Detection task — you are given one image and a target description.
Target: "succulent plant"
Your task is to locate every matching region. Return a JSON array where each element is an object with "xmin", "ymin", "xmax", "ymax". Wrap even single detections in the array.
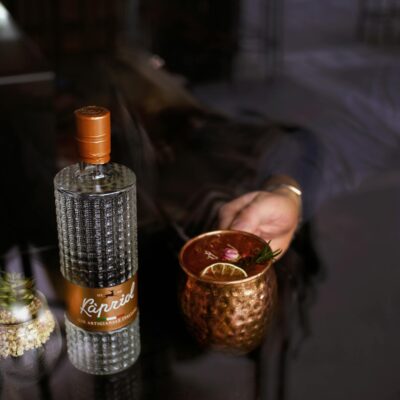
[
  {"xmin": 0, "ymin": 273, "xmax": 35, "ymax": 310},
  {"xmin": 0, "ymin": 273, "xmax": 56, "ymax": 358}
]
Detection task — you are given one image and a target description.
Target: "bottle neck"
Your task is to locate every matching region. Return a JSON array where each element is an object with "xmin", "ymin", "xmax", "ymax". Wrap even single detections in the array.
[{"xmin": 78, "ymin": 161, "xmax": 109, "ymax": 180}]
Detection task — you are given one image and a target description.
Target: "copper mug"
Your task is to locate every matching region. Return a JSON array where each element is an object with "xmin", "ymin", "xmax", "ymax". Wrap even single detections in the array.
[{"xmin": 179, "ymin": 230, "xmax": 277, "ymax": 354}]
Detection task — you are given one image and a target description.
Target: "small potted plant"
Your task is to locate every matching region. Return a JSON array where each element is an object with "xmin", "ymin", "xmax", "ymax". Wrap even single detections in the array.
[{"xmin": 0, "ymin": 272, "xmax": 61, "ymax": 380}]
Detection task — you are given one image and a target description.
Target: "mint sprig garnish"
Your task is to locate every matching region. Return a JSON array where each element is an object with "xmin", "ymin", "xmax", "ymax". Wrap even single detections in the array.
[
  {"xmin": 255, "ymin": 241, "xmax": 282, "ymax": 263},
  {"xmin": 236, "ymin": 241, "xmax": 281, "ymax": 268}
]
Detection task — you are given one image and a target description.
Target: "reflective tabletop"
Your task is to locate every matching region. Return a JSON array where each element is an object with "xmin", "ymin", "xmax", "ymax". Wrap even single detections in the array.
[{"xmin": 2, "ymin": 170, "xmax": 400, "ymax": 400}]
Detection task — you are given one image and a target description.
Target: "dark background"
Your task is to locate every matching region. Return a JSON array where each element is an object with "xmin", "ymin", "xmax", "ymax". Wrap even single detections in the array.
[{"xmin": 1, "ymin": 1, "xmax": 400, "ymax": 399}]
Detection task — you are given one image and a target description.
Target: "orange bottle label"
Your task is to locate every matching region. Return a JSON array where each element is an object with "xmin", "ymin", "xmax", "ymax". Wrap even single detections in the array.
[{"xmin": 65, "ymin": 274, "xmax": 138, "ymax": 332}]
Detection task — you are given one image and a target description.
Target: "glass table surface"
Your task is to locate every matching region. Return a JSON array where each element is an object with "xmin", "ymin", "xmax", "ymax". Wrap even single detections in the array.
[{"xmin": 2, "ymin": 172, "xmax": 400, "ymax": 400}]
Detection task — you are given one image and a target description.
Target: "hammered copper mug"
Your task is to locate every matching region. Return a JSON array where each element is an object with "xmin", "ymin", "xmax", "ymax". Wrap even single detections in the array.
[{"xmin": 179, "ymin": 230, "xmax": 278, "ymax": 354}]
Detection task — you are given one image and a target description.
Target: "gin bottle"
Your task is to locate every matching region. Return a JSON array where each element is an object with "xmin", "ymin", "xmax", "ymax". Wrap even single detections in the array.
[{"xmin": 54, "ymin": 106, "xmax": 140, "ymax": 374}]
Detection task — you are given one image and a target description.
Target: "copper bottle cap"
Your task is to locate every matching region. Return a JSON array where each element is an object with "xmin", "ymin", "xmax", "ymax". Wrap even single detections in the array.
[{"xmin": 74, "ymin": 106, "xmax": 111, "ymax": 164}]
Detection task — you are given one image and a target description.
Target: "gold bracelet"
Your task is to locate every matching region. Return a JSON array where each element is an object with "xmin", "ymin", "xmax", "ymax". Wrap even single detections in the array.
[{"xmin": 264, "ymin": 183, "xmax": 302, "ymax": 197}]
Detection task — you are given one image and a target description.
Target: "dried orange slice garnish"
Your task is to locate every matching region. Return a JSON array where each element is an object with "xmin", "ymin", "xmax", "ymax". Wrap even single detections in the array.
[{"xmin": 200, "ymin": 262, "xmax": 248, "ymax": 282}]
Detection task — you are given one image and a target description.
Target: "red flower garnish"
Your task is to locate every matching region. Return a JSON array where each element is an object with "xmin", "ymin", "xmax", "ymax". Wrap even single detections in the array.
[{"xmin": 222, "ymin": 247, "xmax": 240, "ymax": 262}]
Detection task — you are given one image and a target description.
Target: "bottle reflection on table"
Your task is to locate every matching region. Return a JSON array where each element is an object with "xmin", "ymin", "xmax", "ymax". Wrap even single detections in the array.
[{"xmin": 67, "ymin": 362, "xmax": 142, "ymax": 400}]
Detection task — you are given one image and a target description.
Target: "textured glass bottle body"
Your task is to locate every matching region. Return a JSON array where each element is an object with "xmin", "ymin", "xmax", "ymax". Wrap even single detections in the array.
[{"xmin": 54, "ymin": 163, "xmax": 140, "ymax": 375}]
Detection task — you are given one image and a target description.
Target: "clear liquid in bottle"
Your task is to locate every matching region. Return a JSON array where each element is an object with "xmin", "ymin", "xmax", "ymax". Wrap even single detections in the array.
[{"xmin": 54, "ymin": 107, "xmax": 140, "ymax": 374}]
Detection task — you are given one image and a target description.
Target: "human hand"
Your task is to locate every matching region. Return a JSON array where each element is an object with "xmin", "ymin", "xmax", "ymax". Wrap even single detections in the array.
[{"xmin": 218, "ymin": 186, "xmax": 301, "ymax": 257}]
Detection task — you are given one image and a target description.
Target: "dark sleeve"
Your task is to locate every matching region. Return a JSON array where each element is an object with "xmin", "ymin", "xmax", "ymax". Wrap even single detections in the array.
[
  {"xmin": 255, "ymin": 122, "xmax": 400, "ymax": 221},
  {"xmin": 255, "ymin": 129, "xmax": 330, "ymax": 220}
]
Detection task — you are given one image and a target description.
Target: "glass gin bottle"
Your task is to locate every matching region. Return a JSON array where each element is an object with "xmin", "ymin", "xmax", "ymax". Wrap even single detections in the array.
[{"xmin": 54, "ymin": 106, "xmax": 140, "ymax": 374}]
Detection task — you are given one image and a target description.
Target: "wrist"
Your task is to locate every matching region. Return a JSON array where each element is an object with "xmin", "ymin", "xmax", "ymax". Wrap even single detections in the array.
[
  {"xmin": 272, "ymin": 185, "xmax": 301, "ymax": 205},
  {"xmin": 263, "ymin": 175, "xmax": 303, "ymax": 223}
]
